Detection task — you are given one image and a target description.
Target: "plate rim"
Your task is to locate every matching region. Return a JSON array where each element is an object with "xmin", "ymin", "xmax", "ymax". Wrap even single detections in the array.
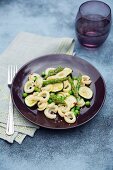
[{"xmin": 11, "ymin": 54, "xmax": 106, "ymax": 129}]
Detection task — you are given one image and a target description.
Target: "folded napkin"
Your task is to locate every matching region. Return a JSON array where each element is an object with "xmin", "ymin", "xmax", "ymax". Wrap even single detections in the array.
[{"xmin": 0, "ymin": 32, "xmax": 75, "ymax": 144}]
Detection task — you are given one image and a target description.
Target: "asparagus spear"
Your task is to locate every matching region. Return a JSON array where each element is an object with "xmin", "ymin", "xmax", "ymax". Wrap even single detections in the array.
[
  {"xmin": 68, "ymin": 76, "xmax": 78, "ymax": 97},
  {"xmin": 76, "ymin": 75, "xmax": 82, "ymax": 91},
  {"xmin": 43, "ymin": 77, "xmax": 68, "ymax": 86},
  {"xmin": 50, "ymin": 94, "xmax": 66, "ymax": 105},
  {"xmin": 45, "ymin": 66, "xmax": 64, "ymax": 79}
]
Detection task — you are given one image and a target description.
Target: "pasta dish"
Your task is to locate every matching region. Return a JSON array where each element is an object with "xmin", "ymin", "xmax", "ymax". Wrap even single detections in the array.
[{"xmin": 22, "ymin": 66, "xmax": 93, "ymax": 124}]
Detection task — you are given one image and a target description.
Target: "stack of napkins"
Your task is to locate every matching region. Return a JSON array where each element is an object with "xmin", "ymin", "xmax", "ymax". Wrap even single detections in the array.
[{"xmin": 0, "ymin": 32, "xmax": 75, "ymax": 144}]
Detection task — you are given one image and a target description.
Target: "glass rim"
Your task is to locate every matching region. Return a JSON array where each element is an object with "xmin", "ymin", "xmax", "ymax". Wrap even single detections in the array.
[{"xmin": 79, "ymin": 0, "xmax": 111, "ymax": 20}]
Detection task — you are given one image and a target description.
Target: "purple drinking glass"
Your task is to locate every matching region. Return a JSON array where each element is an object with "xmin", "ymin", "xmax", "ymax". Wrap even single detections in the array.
[{"xmin": 75, "ymin": 1, "xmax": 111, "ymax": 48}]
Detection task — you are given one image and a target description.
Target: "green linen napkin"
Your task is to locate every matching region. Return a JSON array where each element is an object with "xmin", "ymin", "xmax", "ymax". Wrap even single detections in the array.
[{"xmin": 0, "ymin": 32, "xmax": 75, "ymax": 144}]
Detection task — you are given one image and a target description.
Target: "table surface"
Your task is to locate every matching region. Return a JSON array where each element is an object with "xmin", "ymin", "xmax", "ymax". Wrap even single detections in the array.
[{"xmin": 0, "ymin": 0, "xmax": 113, "ymax": 170}]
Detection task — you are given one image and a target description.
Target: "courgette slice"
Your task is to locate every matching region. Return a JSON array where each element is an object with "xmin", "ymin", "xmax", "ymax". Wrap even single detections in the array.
[
  {"xmin": 79, "ymin": 86, "xmax": 93, "ymax": 99},
  {"xmin": 51, "ymin": 83, "xmax": 63, "ymax": 92}
]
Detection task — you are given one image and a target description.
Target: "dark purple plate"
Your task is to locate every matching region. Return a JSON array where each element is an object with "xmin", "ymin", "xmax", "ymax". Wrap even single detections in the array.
[{"xmin": 11, "ymin": 54, "xmax": 106, "ymax": 129}]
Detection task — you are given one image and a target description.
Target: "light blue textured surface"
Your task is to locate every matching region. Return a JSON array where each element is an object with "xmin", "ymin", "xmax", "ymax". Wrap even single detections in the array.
[{"xmin": 0, "ymin": 0, "xmax": 113, "ymax": 170}]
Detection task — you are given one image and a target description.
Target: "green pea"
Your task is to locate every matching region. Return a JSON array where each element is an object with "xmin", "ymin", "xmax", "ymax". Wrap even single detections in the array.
[
  {"xmin": 85, "ymin": 101, "xmax": 91, "ymax": 107},
  {"xmin": 48, "ymin": 99, "xmax": 53, "ymax": 104},
  {"xmin": 34, "ymin": 87, "xmax": 40, "ymax": 92},
  {"xmin": 41, "ymin": 72, "xmax": 46, "ymax": 77},
  {"xmin": 57, "ymin": 95, "xmax": 61, "ymax": 99},
  {"xmin": 71, "ymin": 107, "xmax": 76, "ymax": 112},
  {"xmin": 22, "ymin": 92, "xmax": 28, "ymax": 98},
  {"xmin": 74, "ymin": 110, "xmax": 80, "ymax": 116},
  {"xmin": 69, "ymin": 90, "xmax": 73, "ymax": 95},
  {"xmin": 75, "ymin": 106, "xmax": 80, "ymax": 111},
  {"xmin": 61, "ymin": 96, "xmax": 65, "ymax": 100}
]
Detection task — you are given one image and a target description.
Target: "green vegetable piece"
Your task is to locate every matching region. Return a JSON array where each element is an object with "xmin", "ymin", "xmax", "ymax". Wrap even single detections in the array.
[
  {"xmin": 71, "ymin": 106, "xmax": 80, "ymax": 116},
  {"xmin": 50, "ymin": 94, "xmax": 65, "ymax": 105},
  {"xmin": 75, "ymin": 106, "xmax": 80, "ymax": 111},
  {"xmin": 76, "ymin": 96, "xmax": 81, "ymax": 102},
  {"xmin": 34, "ymin": 76, "xmax": 38, "ymax": 81},
  {"xmin": 60, "ymin": 96, "xmax": 65, "ymax": 100},
  {"xmin": 76, "ymin": 75, "xmax": 82, "ymax": 91},
  {"xmin": 77, "ymin": 75, "xmax": 82, "ymax": 82},
  {"xmin": 73, "ymin": 76, "xmax": 77, "ymax": 80},
  {"xmin": 69, "ymin": 90, "xmax": 73, "ymax": 95},
  {"xmin": 43, "ymin": 77, "xmax": 68, "ymax": 86},
  {"xmin": 48, "ymin": 98, "xmax": 53, "ymax": 104},
  {"xmin": 85, "ymin": 101, "xmax": 91, "ymax": 107},
  {"xmin": 74, "ymin": 110, "xmax": 80, "ymax": 116},
  {"xmin": 22, "ymin": 92, "xmax": 28, "ymax": 98},
  {"xmin": 41, "ymin": 72, "xmax": 46, "ymax": 77},
  {"xmin": 45, "ymin": 66, "xmax": 64, "ymax": 79},
  {"xmin": 71, "ymin": 107, "xmax": 76, "ymax": 112},
  {"xmin": 68, "ymin": 76, "xmax": 78, "ymax": 97},
  {"xmin": 34, "ymin": 87, "xmax": 40, "ymax": 92}
]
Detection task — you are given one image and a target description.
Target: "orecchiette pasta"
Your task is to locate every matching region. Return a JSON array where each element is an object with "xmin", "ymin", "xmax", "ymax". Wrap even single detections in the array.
[
  {"xmin": 24, "ymin": 81, "xmax": 35, "ymax": 93},
  {"xmin": 65, "ymin": 96, "xmax": 77, "ymax": 109},
  {"xmin": 44, "ymin": 108, "xmax": 56, "ymax": 119},
  {"xmin": 63, "ymin": 80, "xmax": 71, "ymax": 92},
  {"xmin": 35, "ymin": 76, "xmax": 43, "ymax": 88},
  {"xmin": 81, "ymin": 75, "xmax": 92, "ymax": 85},
  {"xmin": 38, "ymin": 91, "xmax": 50, "ymax": 102},
  {"xmin": 28, "ymin": 73, "xmax": 39, "ymax": 81},
  {"xmin": 44, "ymin": 103, "xmax": 58, "ymax": 119},
  {"xmin": 58, "ymin": 104, "xmax": 70, "ymax": 117},
  {"xmin": 28, "ymin": 73, "xmax": 43, "ymax": 88},
  {"xmin": 64, "ymin": 111, "xmax": 76, "ymax": 124},
  {"xmin": 47, "ymin": 102, "xmax": 58, "ymax": 111},
  {"xmin": 77, "ymin": 98, "xmax": 85, "ymax": 107},
  {"xmin": 38, "ymin": 101, "xmax": 48, "ymax": 111},
  {"xmin": 33, "ymin": 92, "xmax": 40, "ymax": 100},
  {"xmin": 58, "ymin": 92, "xmax": 70, "ymax": 97}
]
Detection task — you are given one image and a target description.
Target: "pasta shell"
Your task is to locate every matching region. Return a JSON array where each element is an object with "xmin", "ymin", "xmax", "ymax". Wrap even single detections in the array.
[
  {"xmin": 44, "ymin": 103, "xmax": 58, "ymax": 119},
  {"xmin": 65, "ymin": 96, "xmax": 77, "ymax": 108},
  {"xmin": 29, "ymin": 73, "xmax": 43, "ymax": 88},
  {"xmin": 44, "ymin": 108, "xmax": 56, "ymax": 119},
  {"xmin": 58, "ymin": 104, "xmax": 70, "ymax": 117},
  {"xmin": 77, "ymin": 98, "xmax": 85, "ymax": 107},
  {"xmin": 24, "ymin": 81, "xmax": 34, "ymax": 93},
  {"xmin": 34, "ymin": 76, "xmax": 43, "ymax": 88},
  {"xmin": 28, "ymin": 73, "xmax": 39, "ymax": 81},
  {"xmin": 58, "ymin": 92, "xmax": 70, "ymax": 97},
  {"xmin": 64, "ymin": 111, "xmax": 76, "ymax": 124},
  {"xmin": 38, "ymin": 91, "xmax": 50, "ymax": 102},
  {"xmin": 63, "ymin": 80, "xmax": 71, "ymax": 92},
  {"xmin": 38, "ymin": 101, "xmax": 48, "ymax": 111},
  {"xmin": 81, "ymin": 75, "xmax": 92, "ymax": 85},
  {"xmin": 47, "ymin": 103, "xmax": 58, "ymax": 113}
]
